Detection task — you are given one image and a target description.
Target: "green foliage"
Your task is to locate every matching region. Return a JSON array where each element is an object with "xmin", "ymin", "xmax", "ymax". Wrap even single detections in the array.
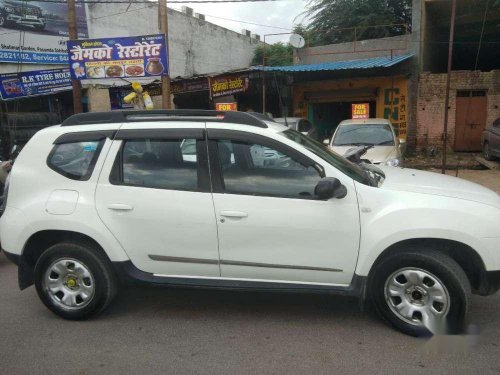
[
  {"xmin": 252, "ymin": 42, "xmax": 294, "ymax": 67},
  {"xmin": 301, "ymin": 0, "xmax": 412, "ymax": 46}
]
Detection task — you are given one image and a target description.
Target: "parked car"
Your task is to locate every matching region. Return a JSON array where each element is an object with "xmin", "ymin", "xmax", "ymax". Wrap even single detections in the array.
[
  {"xmin": 1, "ymin": 110, "xmax": 499, "ymax": 336},
  {"xmin": 325, "ymin": 118, "xmax": 405, "ymax": 167},
  {"xmin": 482, "ymin": 117, "xmax": 500, "ymax": 160},
  {"xmin": 275, "ymin": 117, "xmax": 313, "ymax": 134},
  {"xmin": 0, "ymin": 0, "xmax": 46, "ymax": 31}
]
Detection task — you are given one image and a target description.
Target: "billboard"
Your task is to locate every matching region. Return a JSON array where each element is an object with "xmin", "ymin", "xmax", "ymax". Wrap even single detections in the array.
[
  {"xmin": 0, "ymin": 0, "xmax": 88, "ymax": 64},
  {"xmin": 0, "ymin": 68, "xmax": 72, "ymax": 100},
  {"xmin": 67, "ymin": 35, "xmax": 168, "ymax": 80}
]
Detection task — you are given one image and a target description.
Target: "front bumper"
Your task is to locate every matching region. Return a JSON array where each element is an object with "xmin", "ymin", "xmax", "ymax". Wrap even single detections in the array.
[{"xmin": 481, "ymin": 270, "xmax": 500, "ymax": 295}]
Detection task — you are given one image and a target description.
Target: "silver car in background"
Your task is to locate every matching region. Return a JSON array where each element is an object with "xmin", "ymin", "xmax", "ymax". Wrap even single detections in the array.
[
  {"xmin": 482, "ymin": 117, "xmax": 500, "ymax": 160},
  {"xmin": 326, "ymin": 118, "xmax": 405, "ymax": 167}
]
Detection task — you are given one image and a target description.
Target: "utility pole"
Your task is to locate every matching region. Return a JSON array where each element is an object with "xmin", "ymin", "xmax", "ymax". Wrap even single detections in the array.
[
  {"xmin": 159, "ymin": 0, "xmax": 171, "ymax": 109},
  {"xmin": 441, "ymin": 0, "xmax": 457, "ymax": 174},
  {"xmin": 67, "ymin": 0, "xmax": 83, "ymax": 114}
]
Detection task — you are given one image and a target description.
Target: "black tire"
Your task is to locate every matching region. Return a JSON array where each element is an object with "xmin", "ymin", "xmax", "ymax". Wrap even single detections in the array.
[
  {"xmin": 34, "ymin": 242, "xmax": 117, "ymax": 320},
  {"xmin": 369, "ymin": 249, "xmax": 471, "ymax": 336},
  {"xmin": 483, "ymin": 142, "xmax": 495, "ymax": 161},
  {"xmin": 0, "ymin": 12, "xmax": 7, "ymax": 27}
]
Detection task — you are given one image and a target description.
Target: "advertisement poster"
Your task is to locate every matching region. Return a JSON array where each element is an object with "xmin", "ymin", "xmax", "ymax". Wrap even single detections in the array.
[
  {"xmin": 209, "ymin": 74, "xmax": 249, "ymax": 99},
  {"xmin": 0, "ymin": 1, "xmax": 87, "ymax": 64},
  {"xmin": 352, "ymin": 103, "xmax": 369, "ymax": 119},
  {"xmin": 67, "ymin": 34, "xmax": 168, "ymax": 80},
  {"xmin": 215, "ymin": 103, "xmax": 238, "ymax": 111},
  {"xmin": 0, "ymin": 68, "xmax": 72, "ymax": 100}
]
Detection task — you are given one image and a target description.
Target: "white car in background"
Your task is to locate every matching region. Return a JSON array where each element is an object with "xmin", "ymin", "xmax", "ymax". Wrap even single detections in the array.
[
  {"xmin": 326, "ymin": 119, "xmax": 405, "ymax": 167},
  {"xmin": 275, "ymin": 117, "xmax": 314, "ymax": 134}
]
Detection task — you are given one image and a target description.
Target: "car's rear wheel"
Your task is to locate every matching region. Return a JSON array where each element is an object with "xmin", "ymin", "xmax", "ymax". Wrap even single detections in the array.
[
  {"xmin": 34, "ymin": 242, "xmax": 117, "ymax": 320},
  {"xmin": 369, "ymin": 249, "xmax": 470, "ymax": 336},
  {"xmin": 483, "ymin": 142, "xmax": 494, "ymax": 161}
]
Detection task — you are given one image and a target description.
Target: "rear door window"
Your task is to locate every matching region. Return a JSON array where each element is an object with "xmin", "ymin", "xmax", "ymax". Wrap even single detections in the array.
[
  {"xmin": 111, "ymin": 138, "xmax": 201, "ymax": 191},
  {"xmin": 48, "ymin": 140, "xmax": 104, "ymax": 181}
]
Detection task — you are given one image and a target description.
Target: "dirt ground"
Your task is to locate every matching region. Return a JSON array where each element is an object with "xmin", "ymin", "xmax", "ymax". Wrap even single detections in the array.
[{"xmin": 434, "ymin": 169, "xmax": 500, "ymax": 193}]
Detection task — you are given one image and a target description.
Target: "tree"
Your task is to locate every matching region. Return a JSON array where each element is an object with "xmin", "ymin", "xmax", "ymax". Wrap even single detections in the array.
[
  {"xmin": 302, "ymin": 0, "xmax": 411, "ymax": 46},
  {"xmin": 252, "ymin": 42, "xmax": 294, "ymax": 67}
]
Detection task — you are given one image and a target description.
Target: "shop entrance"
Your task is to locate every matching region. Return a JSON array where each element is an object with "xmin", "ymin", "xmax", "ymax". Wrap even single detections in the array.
[
  {"xmin": 454, "ymin": 90, "xmax": 487, "ymax": 152},
  {"xmin": 309, "ymin": 100, "xmax": 377, "ymax": 140}
]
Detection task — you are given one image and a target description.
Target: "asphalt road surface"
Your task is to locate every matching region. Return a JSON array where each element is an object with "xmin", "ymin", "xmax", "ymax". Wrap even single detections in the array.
[{"xmin": 1, "ymin": 253, "xmax": 500, "ymax": 374}]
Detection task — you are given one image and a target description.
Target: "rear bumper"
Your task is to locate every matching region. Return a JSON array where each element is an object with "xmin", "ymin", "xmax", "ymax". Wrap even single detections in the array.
[{"xmin": 2, "ymin": 249, "xmax": 20, "ymax": 266}]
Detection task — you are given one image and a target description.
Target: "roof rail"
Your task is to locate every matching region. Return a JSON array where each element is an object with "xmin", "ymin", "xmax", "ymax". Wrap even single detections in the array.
[{"xmin": 61, "ymin": 110, "xmax": 268, "ymax": 128}]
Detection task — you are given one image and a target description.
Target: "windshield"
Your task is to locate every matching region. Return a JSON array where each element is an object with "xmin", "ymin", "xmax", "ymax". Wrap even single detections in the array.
[
  {"xmin": 333, "ymin": 123, "xmax": 395, "ymax": 146},
  {"xmin": 280, "ymin": 129, "xmax": 371, "ymax": 185}
]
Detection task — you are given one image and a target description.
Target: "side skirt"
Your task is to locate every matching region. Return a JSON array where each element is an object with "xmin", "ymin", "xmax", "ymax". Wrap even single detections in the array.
[{"xmin": 112, "ymin": 260, "xmax": 367, "ymax": 298}]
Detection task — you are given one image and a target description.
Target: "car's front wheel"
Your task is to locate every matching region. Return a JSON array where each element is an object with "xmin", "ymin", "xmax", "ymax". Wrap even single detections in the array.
[
  {"xmin": 34, "ymin": 242, "xmax": 117, "ymax": 320},
  {"xmin": 369, "ymin": 249, "xmax": 471, "ymax": 336},
  {"xmin": 483, "ymin": 141, "xmax": 495, "ymax": 161}
]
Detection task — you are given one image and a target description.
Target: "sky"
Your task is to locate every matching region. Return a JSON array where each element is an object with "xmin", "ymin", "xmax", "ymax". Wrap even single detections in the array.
[{"xmin": 169, "ymin": 0, "xmax": 310, "ymax": 43}]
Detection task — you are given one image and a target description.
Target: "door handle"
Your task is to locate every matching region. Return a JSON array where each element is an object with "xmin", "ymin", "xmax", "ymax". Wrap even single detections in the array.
[
  {"xmin": 107, "ymin": 203, "xmax": 134, "ymax": 211},
  {"xmin": 220, "ymin": 210, "xmax": 248, "ymax": 218}
]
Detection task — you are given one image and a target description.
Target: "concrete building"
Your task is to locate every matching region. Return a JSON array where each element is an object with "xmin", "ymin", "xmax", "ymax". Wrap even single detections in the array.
[{"xmin": 0, "ymin": 2, "xmax": 260, "ymax": 116}]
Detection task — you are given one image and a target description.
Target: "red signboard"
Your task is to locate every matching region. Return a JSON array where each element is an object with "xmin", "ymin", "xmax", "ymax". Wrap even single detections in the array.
[
  {"xmin": 352, "ymin": 103, "xmax": 369, "ymax": 119},
  {"xmin": 215, "ymin": 102, "xmax": 238, "ymax": 111}
]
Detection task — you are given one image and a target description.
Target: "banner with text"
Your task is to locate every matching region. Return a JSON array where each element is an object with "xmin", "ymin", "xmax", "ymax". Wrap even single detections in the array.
[
  {"xmin": 0, "ymin": 68, "xmax": 71, "ymax": 100},
  {"xmin": 0, "ymin": 1, "xmax": 87, "ymax": 65},
  {"xmin": 352, "ymin": 103, "xmax": 369, "ymax": 119},
  {"xmin": 67, "ymin": 34, "xmax": 168, "ymax": 80},
  {"xmin": 215, "ymin": 102, "xmax": 238, "ymax": 111},
  {"xmin": 209, "ymin": 74, "xmax": 249, "ymax": 99},
  {"xmin": 171, "ymin": 79, "xmax": 209, "ymax": 94}
]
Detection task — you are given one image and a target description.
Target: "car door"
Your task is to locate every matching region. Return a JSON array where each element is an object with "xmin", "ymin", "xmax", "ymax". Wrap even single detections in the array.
[
  {"xmin": 207, "ymin": 128, "xmax": 360, "ymax": 285},
  {"xmin": 95, "ymin": 123, "xmax": 220, "ymax": 277}
]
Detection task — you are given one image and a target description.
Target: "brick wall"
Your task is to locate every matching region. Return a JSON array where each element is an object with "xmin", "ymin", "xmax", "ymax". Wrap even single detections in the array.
[{"xmin": 416, "ymin": 70, "xmax": 500, "ymax": 150}]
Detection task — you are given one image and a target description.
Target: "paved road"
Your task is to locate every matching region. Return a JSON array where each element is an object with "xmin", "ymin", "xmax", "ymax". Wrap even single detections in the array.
[{"xmin": 1, "ymin": 253, "xmax": 500, "ymax": 374}]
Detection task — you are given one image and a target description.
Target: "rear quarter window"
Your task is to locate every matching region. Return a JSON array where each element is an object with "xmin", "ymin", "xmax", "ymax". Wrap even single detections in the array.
[{"xmin": 47, "ymin": 140, "xmax": 104, "ymax": 180}]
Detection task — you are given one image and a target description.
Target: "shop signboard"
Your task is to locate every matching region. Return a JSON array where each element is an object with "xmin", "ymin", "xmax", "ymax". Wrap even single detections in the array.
[
  {"xmin": 215, "ymin": 102, "xmax": 238, "ymax": 111},
  {"xmin": 0, "ymin": 1, "xmax": 88, "ymax": 64},
  {"xmin": 0, "ymin": 68, "xmax": 71, "ymax": 100},
  {"xmin": 67, "ymin": 34, "xmax": 168, "ymax": 80},
  {"xmin": 209, "ymin": 74, "xmax": 249, "ymax": 99},
  {"xmin": 171, "ymin": 79, "xmax": 209, "ymax": 94},
  {"xmin": 352, "ymin": 103, "xmax": 369, "ymax": 119}
]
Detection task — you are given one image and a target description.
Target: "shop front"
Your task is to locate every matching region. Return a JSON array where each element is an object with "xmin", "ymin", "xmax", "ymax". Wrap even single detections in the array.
[{"xmin": 293, "ymin": 76, "xmax": 408, "ymax": 141}]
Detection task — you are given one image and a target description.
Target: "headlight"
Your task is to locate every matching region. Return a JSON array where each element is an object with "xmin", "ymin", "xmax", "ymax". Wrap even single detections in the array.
[
  {"xmin": 385, "ymin": 158, "xmax": 400, "ymax": 167},
  {"xmin": 5, "ymin": 6, "xmax": 14, "ymax": 12}
]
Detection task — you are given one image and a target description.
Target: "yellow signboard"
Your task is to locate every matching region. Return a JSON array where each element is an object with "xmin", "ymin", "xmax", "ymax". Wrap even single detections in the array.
[
  {"xmin": 215, "ymin": 102, "xmax": 238, "ymax": 111},
  {"xmin": 352, "ymin": 103, "xmax": 369, "ymax": 119}
]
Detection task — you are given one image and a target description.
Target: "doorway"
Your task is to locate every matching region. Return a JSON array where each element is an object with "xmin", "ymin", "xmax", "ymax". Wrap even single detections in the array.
[
  {"xmin": 309, "ymin": 101, "xmax": 377, "ymax": 140},
  {"xmin": 454, "ymin": 90, "xmax": 487, "ymax": 152}
]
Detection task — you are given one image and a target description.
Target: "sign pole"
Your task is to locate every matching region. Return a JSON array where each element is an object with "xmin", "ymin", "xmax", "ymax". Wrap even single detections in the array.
[
  {"xmin": 159, "ymin": 0, "xmax": 171, "ymax": 109},
  {"xmin": 441, "ymin": 0, "xmax": 456, "ymax": 174},
  {"xmin": 67, "ymin": 0, "xmax": 83, "ymax": 114}
]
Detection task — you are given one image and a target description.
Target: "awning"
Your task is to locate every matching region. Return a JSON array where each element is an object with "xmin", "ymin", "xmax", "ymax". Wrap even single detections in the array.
[{"xmin": 256, "ymin": 54, "xmax": 413, "ymax": 72}]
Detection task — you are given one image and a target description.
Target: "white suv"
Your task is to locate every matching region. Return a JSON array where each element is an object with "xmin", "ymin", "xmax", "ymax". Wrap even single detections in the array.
[{"xmin": 1, "ymin": 110, "xmax": 499, "ymax": 336}]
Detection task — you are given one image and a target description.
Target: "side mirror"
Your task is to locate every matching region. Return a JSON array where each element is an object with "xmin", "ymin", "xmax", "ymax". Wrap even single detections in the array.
[
  {"xmin": 323, "ymin": 139, "xmax": 330, "ymax": 146},
  {"xmin": 314, "ymin": 177, "xmax": 347, "ymax": 200}
]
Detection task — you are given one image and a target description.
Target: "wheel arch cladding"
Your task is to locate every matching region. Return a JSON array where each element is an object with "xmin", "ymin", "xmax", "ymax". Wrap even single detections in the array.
[
  {"xmin": 367, "ymin": 238, "xmax": 490, "ymax": 295},
  {"xmin": 19, "ymin": 230, "xmax": 114, "ymax": 290}
]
